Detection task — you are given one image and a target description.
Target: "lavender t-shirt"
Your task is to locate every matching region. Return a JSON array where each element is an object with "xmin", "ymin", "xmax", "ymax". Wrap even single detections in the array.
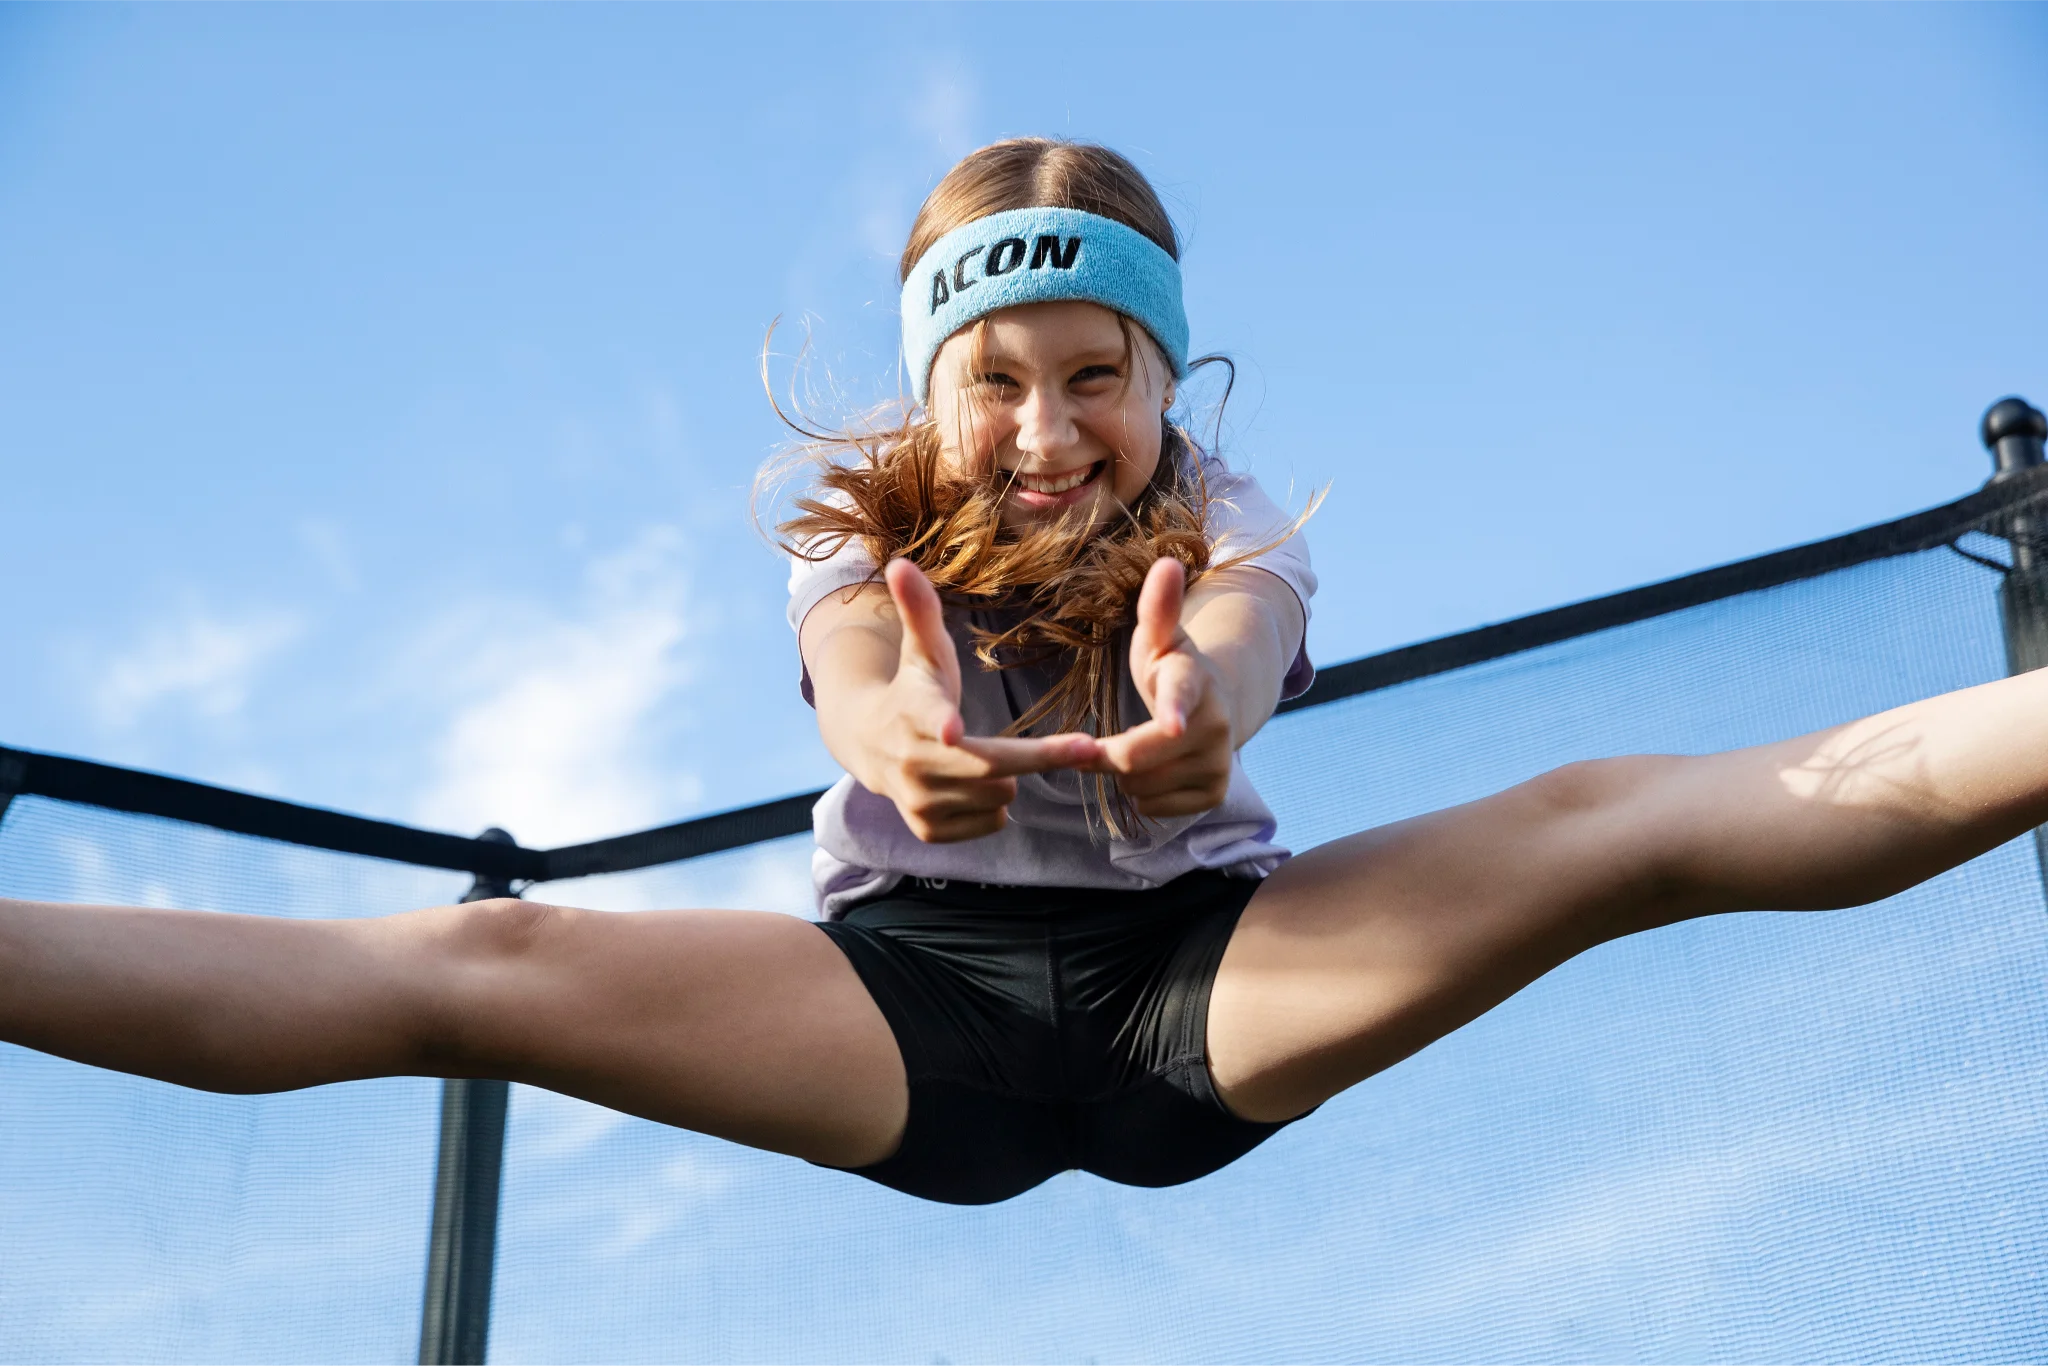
[{"xmin": 788, "ymin": 457, "xmax": 1317, "ymax": 919}]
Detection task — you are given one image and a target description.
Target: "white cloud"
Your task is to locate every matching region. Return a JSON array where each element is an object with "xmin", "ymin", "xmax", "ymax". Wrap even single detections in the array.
[
  {"xmin": 50, "ymin": 832, "xmax": 172, "ymax": 908},
  {"xmin": 592, "ymin": 1150, "xmax": 739, "ymax": 1259},
  {"xmin": 90, "ymin": 605, "xmax": 303, "ymax": 728},
  {"xmin": 511, "ymin": 1086, "xmax": 635, "ymax": 1163},
  {"xmin": 844, "ymin": 70, "xmax": 981, "ymax": 261},
  {"xmin": 533, "ymin": 837, "xmax": 816, "ymax": 916},
  {"xmin": 406, "ymin": 526, "xmax": 704, "ymax": 847},
  {"xmin": 783, "ymin": 66, "xmax": 983, "ymax": 336}
]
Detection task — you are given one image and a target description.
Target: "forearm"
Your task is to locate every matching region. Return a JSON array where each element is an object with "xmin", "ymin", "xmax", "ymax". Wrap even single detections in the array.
[
  {"xmin": 808, "ymin": 623, "xmax": 903, "ymax": 792},
  {"xmin": 1182, "ymin": 570, "xmax": 1304, "ymax": 748}
]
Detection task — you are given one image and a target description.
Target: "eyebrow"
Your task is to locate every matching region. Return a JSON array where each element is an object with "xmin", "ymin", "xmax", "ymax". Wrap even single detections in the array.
[{"xmin": 971, "ymin": 346, "xmax": 1126, "ymax": 373}]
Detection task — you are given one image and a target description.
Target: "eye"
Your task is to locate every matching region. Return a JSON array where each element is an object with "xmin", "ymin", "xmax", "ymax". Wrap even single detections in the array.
[
  {"xmin": 973, "ymin": 370, "xmax": 1021, "ymax": 392},
  {"xmin": 1069, "ymin": 364, "xmax": 1121, "ymax": 390}
]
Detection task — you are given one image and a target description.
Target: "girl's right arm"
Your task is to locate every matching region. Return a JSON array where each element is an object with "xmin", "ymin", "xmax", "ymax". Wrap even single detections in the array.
[{"xmin": 799, "ymin": 559, "xmax": 1101, "ymax": 844}]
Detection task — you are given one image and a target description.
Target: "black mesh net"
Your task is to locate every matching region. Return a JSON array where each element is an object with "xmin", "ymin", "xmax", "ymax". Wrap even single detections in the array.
[
  {"xmin": 0, "ymin": 798, "xmax": 468, "ymax": 1361},
  {"xmin": 3, "ymin": 503, "xmax": 2046, "ymax": 1363}
]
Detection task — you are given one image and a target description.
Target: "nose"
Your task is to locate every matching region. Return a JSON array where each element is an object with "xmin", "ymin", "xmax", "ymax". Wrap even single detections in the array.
[{"xmin": 1013, "ymin": 382, "xmax": 1079, "ymax": 466}]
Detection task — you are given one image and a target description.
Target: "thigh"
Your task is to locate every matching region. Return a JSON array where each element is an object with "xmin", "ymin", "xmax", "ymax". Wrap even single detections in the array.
[
  {"xmin": 415, "ymin": 900, "xmax": 906, "ymax": 1169},
  {"xmin": 1205, "ymin": 759, "xmax": 1673, "ymax": 1124}
]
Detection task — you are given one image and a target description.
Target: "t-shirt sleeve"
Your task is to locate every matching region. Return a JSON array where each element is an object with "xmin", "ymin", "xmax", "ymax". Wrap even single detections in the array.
[
  {"xmin": 1202, "ymin": 461, "xmax": 1318, "ymax": 701},
  {"xmin": 787, "ymin": 535, "xmax": 881, "ymax": 707},
  {"xmin": 786, "ymin": 465, "xmax": 1318, "ymax": 707}
]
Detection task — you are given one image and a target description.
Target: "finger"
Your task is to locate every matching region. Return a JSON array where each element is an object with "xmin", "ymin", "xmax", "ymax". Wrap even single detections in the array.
[
  {"xmin": 911, "ymin": 733, "xmax": 1092, "ymax": 781},
  {"xmin": 1114, "ymin": 757, "xmax": 1232, "ymax": 800},
  {"xmin": 1092, "ymin": 718, "xmax": 1192, "ymax": 775},
  {"xmin": 1146, "ymin": 650, "xmax": 1206, "ymax": 737},
  {"xmin": 886, "ymin": 558, "xmax": 960, "ymax": 700},
  {"xmin": 907, "ymin": 693, "xmax": 965, "ymax": 748},
  {"xmin": 901, "ymin": 794, "xmax": 1011, "ymax": 843},
  {"xmin": 953, "ymin": 732, "xmax": 1103, "ymax": 777},
  {"xmin": 915, "ymin": 810, "xmax": 1009, "ymax": 844},
  {"xmin": 907, "ymin": 778, "xmax": 1018, "ymax": 817},
  {"xmin": 897, "ymin": 775, "xmax": 1015, "ymax": 843},
  {"xmin": 1131, "ymin": 557, "xmax": 1187, "ymax": 670}
]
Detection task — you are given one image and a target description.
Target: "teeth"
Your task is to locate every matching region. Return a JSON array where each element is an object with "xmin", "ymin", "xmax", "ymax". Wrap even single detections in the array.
[{"xmin": 1015, "ymin": 464, "xmax": 1097, "ymax": 495}]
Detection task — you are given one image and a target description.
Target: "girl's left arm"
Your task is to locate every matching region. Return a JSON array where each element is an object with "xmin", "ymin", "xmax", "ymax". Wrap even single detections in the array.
[
  {"xmin": 1093, "ymin": 558, "xmax": 1305, "ymax": 818},
  {"xmin": 1180, "ymin": 562, "xmax": 1307, "ymax": 750}
]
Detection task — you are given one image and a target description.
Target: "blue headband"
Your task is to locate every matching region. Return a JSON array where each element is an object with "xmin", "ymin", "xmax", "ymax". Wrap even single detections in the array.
[{"xmin": 900, "ymin": 206, "xmax": 1189, "ymax": 405}]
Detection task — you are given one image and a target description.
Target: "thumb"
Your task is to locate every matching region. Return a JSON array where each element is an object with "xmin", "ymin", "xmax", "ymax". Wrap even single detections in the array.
[
  {"xmin": 886, "ymin": 558, "xmax": 961, "ymax": 701},
  {"xmin": 1148, "ymin": 649, "xmax": 1204, "ymax": 737},
  {"xmin": 1132, "ymin": 556, "xmax": 1187, "ymax": 670}
]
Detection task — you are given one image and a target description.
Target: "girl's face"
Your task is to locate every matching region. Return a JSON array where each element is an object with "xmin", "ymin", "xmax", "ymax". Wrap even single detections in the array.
[{"xmin": 928, "ymin": 300, "xmax": 1174, "ymax": 532}]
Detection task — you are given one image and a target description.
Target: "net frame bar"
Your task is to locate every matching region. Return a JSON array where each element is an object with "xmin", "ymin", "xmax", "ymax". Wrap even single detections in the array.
[{"xmin": 4, "ymin": 461, "xmax": 2045, "ymax": 884}]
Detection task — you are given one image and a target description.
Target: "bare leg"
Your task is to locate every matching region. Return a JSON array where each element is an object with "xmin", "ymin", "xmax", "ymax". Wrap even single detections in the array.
[
  {"xmin": 1209, "ymin": 665, "xmax": 2048, "ymax": 1123},
  {"xmin": 0, "ymin": 895, "xmax": 905, "ymax": 1167}
]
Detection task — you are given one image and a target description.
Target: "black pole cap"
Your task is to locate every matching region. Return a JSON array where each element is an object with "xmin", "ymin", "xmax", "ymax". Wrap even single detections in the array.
[
  {"xmin": 463, "ymin": 827, "xmax": 518, "ymax": 901},
  {"xmin": 1984, "ymin": 396, "xmax": 2047, "ymax": 482}
]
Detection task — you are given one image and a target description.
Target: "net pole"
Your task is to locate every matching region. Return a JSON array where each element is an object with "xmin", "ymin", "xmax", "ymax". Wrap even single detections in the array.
[
  {"xmin": 418, "ymin": 828, "xmax": 517, "ymax": 1366},
  {"xmin": 1984, "ymin": 397, "xmax": 2048, "ymax": 887},
  {"xmin": 0, "ymin": 751, "xmax": 23, "ymax": 831}
]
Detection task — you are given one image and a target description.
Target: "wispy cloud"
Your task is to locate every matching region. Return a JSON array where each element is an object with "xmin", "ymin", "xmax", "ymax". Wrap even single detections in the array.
[
  {"xmin": 846, "ymin": 68, "xmax": 981, "ymax": 260},
  {"xmin": 89, "ymin": 605, "xmax": 304, "ymax": 728},
  {"xmin": 512, "ymin": 1087, "xmax": 636, "ymax": 1163},
  {"xmin": 406, "ymin": 526, "xmax": 703, "ymax": 847},
  {"xmin": 597, "ymin": 1149, "xmax": 737, "ymax": 1258},
  {"xmin": 782, "ymin": 65, "xmax": 984, "ymax": 364}
]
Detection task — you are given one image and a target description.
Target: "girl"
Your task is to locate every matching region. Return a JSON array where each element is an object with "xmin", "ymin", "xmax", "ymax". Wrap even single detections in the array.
[{"xmin": 4, "ymin": 138, "xmax": 2045, "ymax": 1207}]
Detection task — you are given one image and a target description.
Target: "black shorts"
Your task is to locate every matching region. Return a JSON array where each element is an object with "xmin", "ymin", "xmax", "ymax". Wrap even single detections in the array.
[{"xmin": 813, "ymin": 869, "xmax": 1300, "ymax": 1205}]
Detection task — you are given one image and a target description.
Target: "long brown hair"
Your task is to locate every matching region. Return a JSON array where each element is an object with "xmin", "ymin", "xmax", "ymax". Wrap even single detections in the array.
[{"xmin": 767, "ymin": 138, "xmax": 1289, "ymax": 832}]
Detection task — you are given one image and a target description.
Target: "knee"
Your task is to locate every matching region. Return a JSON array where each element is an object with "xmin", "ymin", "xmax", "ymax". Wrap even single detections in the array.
[
  {"xmin": 1523, "ymin": 753, "xmax": 1733, "ymax": 928},
  {"xmin": 432, "ymin": 896, "xmax": 559, "ymax": 963},
  {"xmin": 1521, "ymin": 754, "xmax": 1698, "ymax": 900},
  {"xmin": 402, "ymin": 896, "xmax": 563, "ymax": 1067},
  {"xmin": 1523, "ymin": 754, "xmax": 1684, "ymax": 821}
]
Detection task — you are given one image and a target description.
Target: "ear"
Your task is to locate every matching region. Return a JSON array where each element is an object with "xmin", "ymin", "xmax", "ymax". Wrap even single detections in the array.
[{"xmin": 1162, "ymin": 378, "xmax": 1176, "ymax": 411}]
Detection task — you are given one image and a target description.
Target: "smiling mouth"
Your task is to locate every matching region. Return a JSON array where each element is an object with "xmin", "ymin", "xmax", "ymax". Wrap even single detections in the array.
[{"xmin": 1008, "ymin": 461, "xmax": 1105, "ymax": 499}]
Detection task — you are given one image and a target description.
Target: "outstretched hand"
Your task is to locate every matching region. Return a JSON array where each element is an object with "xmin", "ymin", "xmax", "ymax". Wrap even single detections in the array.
[
  {"xmin": 874, "ymin": 559, "xmax": 1102, "ymax": 843},
  {"xmin": 1089, "ymin": 558, "xmax": 1236, "ymax": 819}
]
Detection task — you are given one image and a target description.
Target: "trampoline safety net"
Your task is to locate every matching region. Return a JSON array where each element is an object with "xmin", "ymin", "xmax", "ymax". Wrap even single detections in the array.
[{"xmin": 3, "ymin": 465, "xmax": 2047, "ymax": 1364}]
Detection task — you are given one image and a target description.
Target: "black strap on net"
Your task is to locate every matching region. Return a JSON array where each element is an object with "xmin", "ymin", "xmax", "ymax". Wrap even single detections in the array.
[{"xmin": 2, "ymin": 460, "xmax": 2045, "ymax": 883}]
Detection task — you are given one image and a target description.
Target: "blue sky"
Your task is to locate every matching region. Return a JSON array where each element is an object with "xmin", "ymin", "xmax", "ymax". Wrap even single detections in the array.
[
  {"xmin": 2, "ymin": 3, "xmax": 2044, "ymax": 845},
  {"xmin": 3, "ymin": 8, "xmax": 2048, "ymax": 1361}
]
